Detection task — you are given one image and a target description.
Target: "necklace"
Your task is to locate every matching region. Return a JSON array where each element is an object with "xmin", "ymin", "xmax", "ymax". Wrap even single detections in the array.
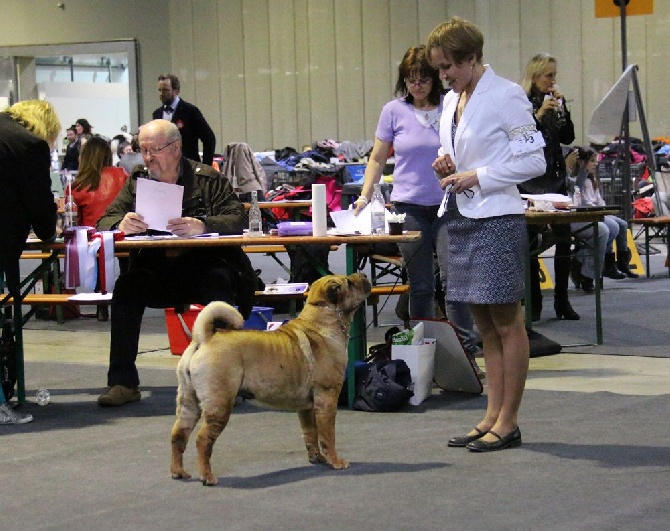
[{"xmin": 414, "ymin": 106, "xmax": 441, "ymax": 130}]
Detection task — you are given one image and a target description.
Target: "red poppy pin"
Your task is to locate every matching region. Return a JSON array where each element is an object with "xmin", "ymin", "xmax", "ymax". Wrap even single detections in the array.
[{"xmin": 176, "ymin": 119, "xmax": 184, "ymax": 129}]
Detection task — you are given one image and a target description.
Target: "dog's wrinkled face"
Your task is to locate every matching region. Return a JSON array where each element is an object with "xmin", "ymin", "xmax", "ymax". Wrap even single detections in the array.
[{"xmin": 306, "ymin": 273, "xmax": 371, "ymax": 312}]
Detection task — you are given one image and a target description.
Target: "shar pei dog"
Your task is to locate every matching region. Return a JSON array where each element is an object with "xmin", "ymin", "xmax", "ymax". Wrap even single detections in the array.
[{"xmin": 170, "ymin": 272, "xmax": 371, "ymax": 485}]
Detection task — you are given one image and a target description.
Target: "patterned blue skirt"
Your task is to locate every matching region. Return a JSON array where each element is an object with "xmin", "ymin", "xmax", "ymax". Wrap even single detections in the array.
[{"xmin": 445, "ymin": 195, "xmax": 527, "ymax": 305}]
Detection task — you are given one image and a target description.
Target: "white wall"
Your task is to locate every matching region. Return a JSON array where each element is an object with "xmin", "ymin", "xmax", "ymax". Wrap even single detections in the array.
[
  {"xmin": 38, "ymin": 82, "xmax": 130, "ymax": 150},
  {"xmin": 1, "ymin": 0, "xmax": 669, "ymax": 152}
]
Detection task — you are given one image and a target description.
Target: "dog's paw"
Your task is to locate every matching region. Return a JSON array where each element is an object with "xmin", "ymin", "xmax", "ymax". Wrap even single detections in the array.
[
  {"xmin": 328, "ymin": 458, "xmax": 350, "ymax": 470},
  {"xmin": 170, "ymin": 468, "xmax": 192, "ymax": 480},
  {"xmin": 308, "ymin": 452, "xmax": 327, "ymax": 465},
  {"xmin": 201, "ymin": 474, "xmax": 219, "ymax": 486}
]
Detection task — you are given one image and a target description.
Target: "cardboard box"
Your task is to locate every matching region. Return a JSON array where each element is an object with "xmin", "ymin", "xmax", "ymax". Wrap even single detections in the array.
[
  {"xmin": 165, "ymin": 305, "xmax": 273, "ymax": 355},
  {"xmin": 392, "ymin": 339, "xmax": 436, "ymax": 405}
]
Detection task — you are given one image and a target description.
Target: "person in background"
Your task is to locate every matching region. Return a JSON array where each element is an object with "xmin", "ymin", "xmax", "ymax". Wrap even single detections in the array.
[
  {"xmin": 353, "ymin": 44, "xmax": 483, "ymax": 375},
  {"xmin": 70, "ymin": 136, "xmax": 129, "ymax": 321},
  {"xmin": 0, "ymin": 99, "xmax": 61, "ymax": 424},
  {"xmin": 64, "ymin": 118, "xmax": 93, "ymax": 172},
  {"xmin": 428, "ymin": 17, "xmax": 546, "ymax": 451},
  {"xmin": 62, "ymin": 125, "xmax": 79, "ymax": 171},
  {"xmin": 519, "ymin": 53, "xmax": 578, "ymax": 321},
  {"xmin": 569, "ymin": 147, "xmax": 638, "ymax": 290},
  {"xmin": 117, "ymin": 134, "xmax": 144, "ymax": 176},
  {"xmin": 95, "ymin": 119, "xmax": 256, "ymax": 407},
  {"xmin": 71, "ymin": 135, "xmax": 129, "ymax": 228},
  {"xmin": 152, "ymin": 73, "xmax": 216, "ymax": 166}
]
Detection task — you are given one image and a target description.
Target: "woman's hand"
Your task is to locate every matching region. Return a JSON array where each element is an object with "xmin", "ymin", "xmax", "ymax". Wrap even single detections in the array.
[
  {"xmin": 536, "ymin": 95, "xmax": 560, "ymax": 120},
  {"xmin": 442, "ymin": 170, "xmax": 479, "ymax": 192},
  {"xmin": 432, "ymin": 154, "xmax": 456, "ymax": 178}
]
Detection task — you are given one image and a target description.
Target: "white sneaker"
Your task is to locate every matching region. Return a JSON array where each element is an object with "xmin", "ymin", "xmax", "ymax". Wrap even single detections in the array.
[{"xmin": 0, "ymin": 402, "xmax": 34, "ymax": 424}]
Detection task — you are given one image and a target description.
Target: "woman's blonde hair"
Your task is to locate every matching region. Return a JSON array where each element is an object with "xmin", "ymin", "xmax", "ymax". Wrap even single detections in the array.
[
  {"xmin": 4, "ymin": 99, "xmax": 61, "ymax": 146},
  {"xmin": 74, "ymin": 135, "xmax": 112, "ymax": 192},
  {"xmin": 521, "ymin": 53, "xmax": 556, "ymax": 96}
]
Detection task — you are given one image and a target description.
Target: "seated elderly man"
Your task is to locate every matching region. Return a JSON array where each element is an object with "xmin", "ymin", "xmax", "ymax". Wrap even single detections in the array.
[{"xmin": 96, "ymin": 119, "xmax": 256, "ymax": 407}]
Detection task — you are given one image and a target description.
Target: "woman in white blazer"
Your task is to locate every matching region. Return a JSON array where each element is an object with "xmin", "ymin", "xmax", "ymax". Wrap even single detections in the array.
[{"xmin": 428, "ymin": 17, "xmax": 546, "ymax": 452}]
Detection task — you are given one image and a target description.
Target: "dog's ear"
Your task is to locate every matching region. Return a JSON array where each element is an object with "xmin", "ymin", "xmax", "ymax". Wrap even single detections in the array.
[{"xmin": 325, "ymin": 279, "xmax": 343, "ymax": 305}]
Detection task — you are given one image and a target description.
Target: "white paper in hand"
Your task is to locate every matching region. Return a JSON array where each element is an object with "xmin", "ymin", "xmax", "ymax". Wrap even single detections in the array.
[{"xmin": 136, "ymin": 178, "xmax": 184, "ymax": 232}]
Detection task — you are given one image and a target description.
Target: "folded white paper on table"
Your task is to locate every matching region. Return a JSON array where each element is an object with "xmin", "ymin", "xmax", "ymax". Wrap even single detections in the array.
[
  {"xmin": 136, "ymin": 178, "xmax": 184, "ymax": 232},
  {"xmin": 262, "ymin": 283, "xmax": 308, "ymax": 294},
  {"xmin": 329, "ymin": 205, "xmax": 394, "ymax": 235}
]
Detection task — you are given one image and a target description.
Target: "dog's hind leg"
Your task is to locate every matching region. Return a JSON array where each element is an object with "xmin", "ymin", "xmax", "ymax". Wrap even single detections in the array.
[
  {"xmin": 170, "ymin": 382, "xmax": 202, "ymax": 480},
  {"xmin": 170, "ymin": 356, "xmax": 201, "ymax": 480},
  {"xmin": 313, "ymin": 391, "xmax": 349, "ymax": 469},
  {"xmin": 195, "ymin": 401, "xmax": 234, "ymax": 486},
  {"xmin": 298, "ymin": 409, "xmax": 326, "ymax": 464}
]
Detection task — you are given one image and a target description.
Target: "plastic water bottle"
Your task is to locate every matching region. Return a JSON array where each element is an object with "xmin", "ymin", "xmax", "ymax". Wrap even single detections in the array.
[
  {"xmin": 370, "ymin": 183, "xmax": 386, "ymax": 235},
  {"xmin": 248, "ymin": 190, "xmax": 263, "ymax": 237},
  {"xmin": 36, "ymin": 388, "xmax": 51, "ymax": 406},
  {"xmin": 63, "ymin": 197, "xmax": 78, "ymax": 229},
  {"xmin": 572, "ymin": 186, "xmax": 582, "ymax": 207}
]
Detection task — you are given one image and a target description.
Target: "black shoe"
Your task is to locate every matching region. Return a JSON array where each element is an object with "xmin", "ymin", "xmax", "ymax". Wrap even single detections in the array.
[
  {"xmin": 466, "ymin": 427, "xmax": 522, "ymax": 452},
  {"xmin": 618, "ymin": 263, "xmax": 639, "ymax": 278},
  {"xmin": 603, "ymin": 252, "xmax": 626, "ymax": 279},
  {"xmin": 554, "ymin": 296, "xmax": 580, "ymax": 320},
  {"xmin": 581, "ymin": 277, "xmax": 594, "ymax": 293},
  {"xmin": 448, "ymin": 427, "xmax": 487, "ymax": 448}
]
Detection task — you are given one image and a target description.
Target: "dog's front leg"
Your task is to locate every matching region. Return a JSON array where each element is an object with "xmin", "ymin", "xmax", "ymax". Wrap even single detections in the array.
[
  {"xmin": 298, "ymin": 409, "xmax": 326, "ymax": 464},
  {"xmin": 313, "ymin": 392, "xmax": 349, "ymax": 469}
]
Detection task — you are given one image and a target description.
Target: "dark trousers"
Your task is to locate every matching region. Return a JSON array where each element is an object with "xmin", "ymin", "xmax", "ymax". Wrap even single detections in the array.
[
  {"xmin": 108, "ymin": 258, "xmax": 236, "ymax": 388},
  {"xmin": 528, "ymin": 223, "xmax": 572, "ymax": 305}
]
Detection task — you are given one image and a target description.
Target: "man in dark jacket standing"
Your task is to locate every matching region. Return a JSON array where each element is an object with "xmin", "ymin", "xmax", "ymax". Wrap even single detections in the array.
[
  {"xmin": 152, "ymin": 74, "xmax": 216, "ymax": 166},
  {"xmin": 96, "ymin": 119, "xmax": 255, "ymax": 407},
  {"xmin": 0, "ymin": 99, "xmax": 61, "ymax": 423}
]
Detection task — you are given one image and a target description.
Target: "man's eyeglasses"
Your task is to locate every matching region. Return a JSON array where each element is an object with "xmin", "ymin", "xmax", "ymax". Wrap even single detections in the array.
[
  {"xmin": 140, "ymin": 140, "xmax": 178, "ymax": 157},
  {"xmin": 405, "ymin": 77, "xmax": 432, "ymax": 86}
]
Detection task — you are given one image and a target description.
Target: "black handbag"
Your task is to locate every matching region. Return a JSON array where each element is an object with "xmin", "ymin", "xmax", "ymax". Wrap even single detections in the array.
[{"xmin": 353, "ymin": 359, "xmax": 413, "ymax": 413}]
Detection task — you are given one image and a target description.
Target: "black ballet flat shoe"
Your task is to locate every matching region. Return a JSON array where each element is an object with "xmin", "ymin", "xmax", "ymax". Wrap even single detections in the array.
[
  {"xmin": 466, "ymin": 427, "xmax": 522, "ymax": 452},
  {"xmin": 448, "ymin": 427, "xmax": 487, "ymax": 448}
]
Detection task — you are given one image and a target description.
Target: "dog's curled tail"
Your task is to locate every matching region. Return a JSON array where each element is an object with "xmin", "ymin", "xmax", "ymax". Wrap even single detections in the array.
[{"xmin": 192, "ymin": 301, "xmax": 245, "ymax": 344}]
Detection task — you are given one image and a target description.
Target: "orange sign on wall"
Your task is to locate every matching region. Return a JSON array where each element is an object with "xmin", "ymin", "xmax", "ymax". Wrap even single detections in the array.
[{"xmin": 595, "ymin": 0, "xmax": 653, "ymax": 18}]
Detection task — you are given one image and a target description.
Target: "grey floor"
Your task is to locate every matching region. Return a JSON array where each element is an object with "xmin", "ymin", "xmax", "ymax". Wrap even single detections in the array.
[{"xmin": 2, "ymin": 242, "xmax": 669, "ymax": 530}]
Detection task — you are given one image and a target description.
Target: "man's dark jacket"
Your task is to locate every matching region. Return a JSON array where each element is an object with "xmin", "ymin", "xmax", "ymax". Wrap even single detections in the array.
[
  {"xmin": 152, "ymin": 100, "xmax": 216, "ymax": 166},
  {"xmin": 97, "ymin": 158, "xmax": 256, "ymax": 317}
]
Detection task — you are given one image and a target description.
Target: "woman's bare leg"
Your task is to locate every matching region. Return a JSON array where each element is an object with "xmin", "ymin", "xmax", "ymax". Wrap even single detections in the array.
[{"xmin": 471, "ymin": 302, "xmax": 529, "ymax": 441}]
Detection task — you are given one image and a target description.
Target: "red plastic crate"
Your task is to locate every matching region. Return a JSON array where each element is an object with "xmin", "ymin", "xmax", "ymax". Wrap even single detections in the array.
[{"xmin": 165, "ymin": 305, "xmax": 273, "ymax": 355}]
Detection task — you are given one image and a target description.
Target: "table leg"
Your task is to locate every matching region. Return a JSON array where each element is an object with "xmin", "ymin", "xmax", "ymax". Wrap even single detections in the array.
[
  {"xmin": 593, "ymin": 221, "xmax": 603, "ymax": 345},
  {"xmin": 644, "ymin": 225, "xmax": 651, "ymax": 278},
  {"xmin": 524, "ymin": 248, "xmax": 533, "ymax": 329},
  {"xmin": 346, "ymin": 245, "xmax": 366, "ymax": 408}
]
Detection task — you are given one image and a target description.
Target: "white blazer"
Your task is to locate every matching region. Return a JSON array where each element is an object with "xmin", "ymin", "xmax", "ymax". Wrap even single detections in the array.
[{"xmin": 438, "ymin": 66, "xmax": 546, "ymax": 218}]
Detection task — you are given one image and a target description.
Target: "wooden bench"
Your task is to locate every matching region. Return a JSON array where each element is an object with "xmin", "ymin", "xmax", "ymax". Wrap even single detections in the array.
[
  {"xmin": 629, "ymin": 216, "xmax": 670, "ymax": 277},
  {"xmin": 9, "ymin": 284, "xmax": 410, "ymax": 310}
]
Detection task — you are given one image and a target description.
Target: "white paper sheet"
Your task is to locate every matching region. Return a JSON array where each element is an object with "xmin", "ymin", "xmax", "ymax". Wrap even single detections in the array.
[
  {"xmin": 136, "ymin": 178, "xmax": 184, "ymax": 232},
  {"xmin": 329, "ymin": 205, "xmax": 393, "ymax": 235}
]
